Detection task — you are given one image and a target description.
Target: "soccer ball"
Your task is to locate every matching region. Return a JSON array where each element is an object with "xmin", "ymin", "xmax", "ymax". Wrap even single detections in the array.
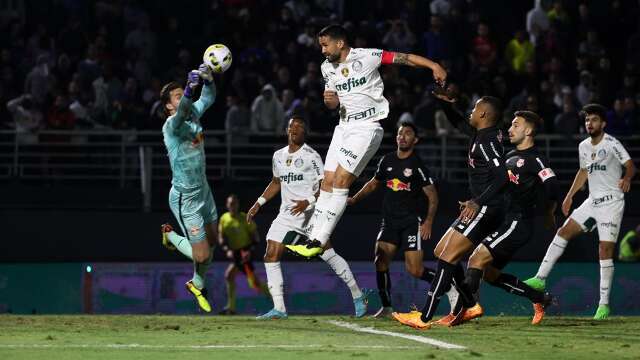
[{"xmin": 203, "ymin": 44, "xmax": 232, "ymax": 73}]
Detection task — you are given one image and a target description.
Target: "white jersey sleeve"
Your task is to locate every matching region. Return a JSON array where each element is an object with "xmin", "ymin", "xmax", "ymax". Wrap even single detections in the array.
[
  {"xmin": 611, "ymin": 138, "xmax": 631, "ymax": 165},
  {"xmin": 322, "ymin": 65, "xmax": 337, "ymax": 92},
  {"xmin": 579, "ymin": 141, "xmax": 588, "ymax": 170},
  {"xmin": 272, "ymin": 152, "xmax": 279, "ymax": 178},
  {"xmin": 310, "ymin": 149, "xmax": 324, "ymax": 183}
]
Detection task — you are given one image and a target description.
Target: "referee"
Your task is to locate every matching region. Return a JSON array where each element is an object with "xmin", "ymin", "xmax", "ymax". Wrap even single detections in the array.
[{"xmin": 349, "ymin": 121, "xmax": 457, "ymax": 318}]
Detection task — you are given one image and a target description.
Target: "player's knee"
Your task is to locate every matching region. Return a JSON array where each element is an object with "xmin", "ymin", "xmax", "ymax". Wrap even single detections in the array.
[
  {"xmin": 263, "ymin": 250, "xmax": 278, "ymax": 263},
  {"xmin": 405, "ymin": 263, "xmax": 422, "ymax": 278},
  {"xmin": 599, "ymin": 242, "xmax": 615, "ymax": 259}
]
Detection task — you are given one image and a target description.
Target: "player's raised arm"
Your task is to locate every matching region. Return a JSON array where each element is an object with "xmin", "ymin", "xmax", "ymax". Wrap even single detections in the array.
[
  {"xmin": 383, "ymin": 51, "xmax": 447, "ymax": 85},
  {"xmin": 191, "ymin": 64, "xmax": 217, "ymax": 119},
  {"xmin": 348, "ymin": 156, "xmax": 385, "ymax": 205}
]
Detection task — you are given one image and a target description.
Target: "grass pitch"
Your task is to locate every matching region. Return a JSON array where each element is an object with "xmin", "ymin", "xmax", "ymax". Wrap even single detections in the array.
[{"xmin": 1, "ymin": 315, "xmax": 639, "ymax": 359}]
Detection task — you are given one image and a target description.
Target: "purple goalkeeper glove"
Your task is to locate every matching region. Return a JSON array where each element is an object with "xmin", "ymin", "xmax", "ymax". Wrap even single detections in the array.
[
  {"xmin": 198, "ymin": 63, "xmax": 214, "ymax": 85},
  {"xmin": 184, "ymin": 70, "xmax": 202, "ymax": 98}
]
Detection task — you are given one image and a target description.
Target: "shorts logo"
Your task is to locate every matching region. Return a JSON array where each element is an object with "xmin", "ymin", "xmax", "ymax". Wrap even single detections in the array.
[
  {"xmin": 341, "ymin": 67, "xmax": 349, "ymax": 77},
  {"xmin": 352, "ymin": 60, "xmax": 362, "ymax": 72},
  {"xmin": 403, "ymin": 168, "xmax": 413, "ymax": 177},
  {"xmin": 516, "ymin": 159, "xmax": 525, "ymax": 167},
  {"xmin": 190, "ymin": 226, "xmax": 200, "ymax": 236},
  {"xmin": 294, "ymin": 158, "xmax": 304, "ymax": 168},
  {"xmin": 340, "ymin": 147, "xmax": 358, "ymax": 160}
]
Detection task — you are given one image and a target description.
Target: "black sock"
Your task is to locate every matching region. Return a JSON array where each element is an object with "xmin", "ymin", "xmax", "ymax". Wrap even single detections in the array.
[
  {"xmin": 420, "ymin": 267, "xmax": 436, "ymax": 282},
  {"xmin": 489, "ymin": 273, "xmax": 545, "ymax": 303},
  {"xmin": 376, "ymin": 270, "xmax": 392, "ymax": 307},
  {"xmin": 451, "ymin": 263, "xmax": 476, "ymax": 309},
  {"xmin": 465, "ymin": 268, "xmax": 483, "ymax": 294},
  {"xmin": 420, "ymin": 259, "xmax": 455, "ymax": 322}
]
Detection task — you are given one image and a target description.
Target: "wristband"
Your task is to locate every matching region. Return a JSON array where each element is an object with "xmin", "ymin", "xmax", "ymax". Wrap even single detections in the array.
[{"xmin": 257, "ymin": 197, "xmax": 267, "ymax": 206}]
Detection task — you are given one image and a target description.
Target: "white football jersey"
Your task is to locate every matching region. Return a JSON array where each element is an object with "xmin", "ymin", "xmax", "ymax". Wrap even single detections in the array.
[
  {"xmin": 579, "ymin": 133, "xmax": 631, "ymax": 198},
  {"xmin": 321, "ymin": 48, "xmax": 389, "ymax": 123},
  {"xmin": 272, "ymin": 143, "xmax": 324, "ymax": 225}
]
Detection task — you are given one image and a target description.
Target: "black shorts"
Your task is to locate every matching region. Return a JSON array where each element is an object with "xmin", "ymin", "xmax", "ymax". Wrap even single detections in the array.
[
  {"xmin": 377, "ymin": 216, "xmax": 422, "ymax": 251},
  {"xmin": 232, "ymin": 245, "xmax": 255, "ymax": 273},
  {"xmin": 450, "ymin": 205, "xmax": 504, "ymax": 246},
  {"xmin": 481, "ymin": 213, "xmax": 533, "ymax": 269}
]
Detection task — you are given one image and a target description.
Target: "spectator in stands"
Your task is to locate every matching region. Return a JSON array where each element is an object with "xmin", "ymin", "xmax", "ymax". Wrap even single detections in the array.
[
  {"xmin": 575, "ymin": 70, "xmax": 593, "ymax": 107},
  {"xmin": 6, "ymin": 94, "xmax": 42, "ymax": 144},
  {"xmin": 606, "ymin": 98, "xmax": 633, "ymax": 135},
  {"xmin": 92, "ymin": 63, "xmax": 123, "ymax": 127},
  {"xmin": 579, "ymin": 30, "xmax": 605, "ymax": 60},
  {"xmin": 77, "ymin": 44, "xmax": 102, "ymax": 92},
  {"xmin": 554, "ymin": 98, "xmax": 580, "ymax": 137},
  {"xmin": 225, "ymin": 94, "xmax": 251, "ymax": 135},
  {"xmin": 299, "ymin": 61, "xmax": 322, "ymax": 95},
  {"xmin": 47, "ymin": 94, "xmax": 75, "ymax": 133},
  {"xmin": 282, "ymin": 89, "xmax": 303, "ymax": 122},
  {"xmin": 422, "ymin": 15, "xmax": 449, "ymax": 63},
  {"xmin": 547, "ymin": 1, "xmax": 569, "ymax": 28},
  {"xmin": 505, "ymin": 30, "xmax": 534, "ymax": 74},
  {"xmin": 430, "ymin": 0, "xmax": 451, "ymax": 18},
  {"xmin": 469, "ymin": 22, "xmax": 497, "ymax": 70},
  {"xmin": 24, "ymin": 54, "xmax": 52, "ymax": 108},
  {"xmin": 251, "ymin": 84, "xmax": 284, "ymax": 133},
  {"xmin": 526, "ymin": 0, "xmax": 549, "ymax": 45},
  {"xmin": 382, "ymin": 19, "xmax": 416, "ymax": 53},
  {"xmin": 124, "ymin": 19, "xmax": 156, "ymax": 61}
]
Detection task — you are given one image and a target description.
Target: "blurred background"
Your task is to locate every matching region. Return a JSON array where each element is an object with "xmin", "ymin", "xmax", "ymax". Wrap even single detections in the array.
[{"xmin": 0, "ymin": 0, "xmax": 639, "ymax": 315}]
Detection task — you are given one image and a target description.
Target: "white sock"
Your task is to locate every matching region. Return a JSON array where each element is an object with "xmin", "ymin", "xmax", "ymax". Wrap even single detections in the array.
[
  {"xmin": 599, "ymin": 259, "xmax": 614, "ymax": 306},
  {"xmin": 446, "ymin": 286, "xmax": 459, "ymax": 312},
  {"xmin": 317, "ymin": 188, "xmax": 349, "ymax": 245},
  {"xmin": 265, "ymin": 262, "xmax": 286, "ymax": 312},
  {"xmin": 321, "ymin": 248, "xmax": 362, "ymax": 299},
  {"xmin": 309, "ymin": 190, "xmax": 332, "ymax": 240},
  {"xmin": 536, "ymin": 235, "xmax": 568, "ymax": 280}
]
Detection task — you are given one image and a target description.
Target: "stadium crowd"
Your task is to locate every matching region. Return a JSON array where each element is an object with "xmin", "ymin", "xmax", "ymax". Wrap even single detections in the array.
[{"xmin": 1, "ymin": 0, "xmax": 639, "ymax": 141}]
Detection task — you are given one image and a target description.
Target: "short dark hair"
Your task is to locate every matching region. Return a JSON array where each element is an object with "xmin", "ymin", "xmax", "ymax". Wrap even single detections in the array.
[
  {"xmin": 479, "ymin": 96, "xmax": 503, "ymax": 123},
  {"xmin": 288, "ymin": 115, "xmax": 307, "ymax": 131},
  {"xmin": 398, "ymin": 120, "xmax": 419, "ymax": 137},
  {"xmin": 160, "ymin": 81, "xmax": 182, "ymax": 116},
  {"xmin": 317, "ymin": 24, "xmax": 349, "ymax": 44},
  {"xmin": 580, "ymin": 103, "xmax": 607, "ymax": 121},
  {"xmin": 514, "ymin": 110, "xmax": 542, "ymax": 136}
]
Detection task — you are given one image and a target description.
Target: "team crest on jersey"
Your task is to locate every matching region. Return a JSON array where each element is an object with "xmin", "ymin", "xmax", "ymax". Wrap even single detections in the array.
[
  {"xmin": 598, "ymin": 149, "xmax": 606, "ymax": 159},
  {"xmin": 294, "ymin": 158, "xmax": 304, "ymax": 168},
  {"xmin": 516, "ymin": 159, "xmax": 525, "ymax": 167},
  {"xmin": 341, "ymin": 67, "xmax": 349, "ymax": 77},
  {"xmin": 507, "ymin": 169, "xmax": 520, "ymax": 184},
  {"xmin": 352, "ymin": 60, "xmax": 362, "ymax": 72},
  {"xmin": 286, "ymin": 157, "xmax": 292, "ymax": 166},
  {"xmin": 190, "ymin": 226, "xmax": 200, "ymax": 236},
  {"xmin": 591, "ymin": 152, "xmax": 596, "ymax": 160},
  {"xmin": 403, "ymin": 168, "xmax": 413, "ymax": 177}
]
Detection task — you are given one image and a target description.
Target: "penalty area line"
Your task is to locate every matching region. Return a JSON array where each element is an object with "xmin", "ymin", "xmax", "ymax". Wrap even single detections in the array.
[{"xmin": 327, "ymin": 320, "xmax": 466, "ymax": 350}]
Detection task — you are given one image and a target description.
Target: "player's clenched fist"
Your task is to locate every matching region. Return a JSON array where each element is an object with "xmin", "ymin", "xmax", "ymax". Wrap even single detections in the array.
[{"xmin": 323, "ymin": 90, "xmax": 339, "ymax": 109}]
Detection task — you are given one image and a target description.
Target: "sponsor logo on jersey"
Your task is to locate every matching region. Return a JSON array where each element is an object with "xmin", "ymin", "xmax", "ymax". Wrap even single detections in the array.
[
  {"xmin": 600, "ymin": 221, "xmax": 618, "ymax": 228},
  {"xmin": 371, "ymin": 51, "xmax": 382, "ymax": 57},
  {"xmin": 279, "ymin": 172, "xmax": 304, "ymax": 183},
  {"xmin": 516, "ymin": 158, "xmax": 525, "ymax": 167},
  {"xmin": 507, "ymin": 169, "xmax": 520, "ymax": 184},
  {"xmin": 341, "ymin": 67, "xmax": 349, "ymax": 77},
  {"xmin": 294, "ymin": 158, "xmax": 304, "ymax": 168},
  {"xmin": 386, "ymin": 178, "xmax": 411, "ymax": 192},
  {"xmin": 347, "ymin": 107, "xmax": 376, "ymax": 121},
  {"xmin": 340, "ymin": 147, "xmax": 358, "ymax": 160},
  {"xmin": 403, "ymin": 168, "xmax": 413, "ymax": 177},
  {"xmin": 588, "ymin": 163, "xmax": 607, "ymax": 173},
  {"xmin": 335, "ymin": 76, "xmax": 367, "ymax": 92}
]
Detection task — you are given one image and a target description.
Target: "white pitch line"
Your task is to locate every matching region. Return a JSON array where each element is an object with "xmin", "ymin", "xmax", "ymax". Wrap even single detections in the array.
[
  {"xmin": 327, "ymin": 320, "xmax": 466, "ymax": 350},
  {"xmin": 0, "ymin": 344, "xmax": 418, "ymax": 350}
]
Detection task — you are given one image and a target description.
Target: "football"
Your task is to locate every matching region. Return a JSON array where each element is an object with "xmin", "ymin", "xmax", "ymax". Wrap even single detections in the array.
[{"xmin": 203, "ymin": 44, "xmax": 232, "ymax": 73}]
